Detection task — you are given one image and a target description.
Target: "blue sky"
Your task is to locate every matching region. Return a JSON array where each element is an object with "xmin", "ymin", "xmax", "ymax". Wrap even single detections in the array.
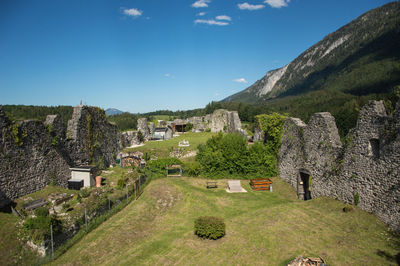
[{"xmin": 0, "ymin": 0, "xmax": 394, "ymax": 113}]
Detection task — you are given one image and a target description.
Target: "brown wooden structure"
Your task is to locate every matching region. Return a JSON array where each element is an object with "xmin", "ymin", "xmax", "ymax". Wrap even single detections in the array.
[{"xmin": 250, "ymin": 178, "xmax": 272, "ymax": 191}]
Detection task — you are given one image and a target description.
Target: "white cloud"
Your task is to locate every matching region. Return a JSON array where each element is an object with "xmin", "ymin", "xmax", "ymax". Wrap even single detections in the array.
[
  {"xmin": 216, "ymin": 15, "xmax": 231, "ymax": 21},
  {"xmin": 192, "ymin": 0, "xmax": 211, "ymax": 8},
  {"xmin": 238, "ymin": 2, "xmax": 265, "ymax": 10},
  {"xmin": 197, "ymin": 12, "xmax": 206, "ymax": 16},
  {"xmin": 194, "ymin": 19, "xmax": 229, "ymax": 26},
  {"xmin": 234, "ymin": 78, "xmax": 248, "ymax": 83},
  {"xmin": 123, "ymin": 8, "xmax": 143, "ymax": 17},
  {"xmin": 164, "ymin": 73, "xmax": 175, "ymax": 78},
  {"xmin": 264, "ymin": 0, "xmax": 290, "ymax": 8}
]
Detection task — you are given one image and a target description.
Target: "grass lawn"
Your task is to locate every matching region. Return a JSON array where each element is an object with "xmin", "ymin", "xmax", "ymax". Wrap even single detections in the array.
[
  {"xmin": 50, "ymin": 177, "xmax": 399, "ymax": 265},
  {"xmin": 0, "ymin": 212, "xmax": 39, "ymax": 265},
  {"xmin": 124, "ymin": 132, "xmax": 215, "ymax": 161}
]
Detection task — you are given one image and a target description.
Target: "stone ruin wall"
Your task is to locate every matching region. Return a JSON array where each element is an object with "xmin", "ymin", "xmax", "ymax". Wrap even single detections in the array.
[
  {"xmin": 65, "ymin": 106, "xmax": 119, "ymax": 167},
  {"xmin": 0, "ymin": 105, "xmax": 120, "ymax": 207},
  {"xmin": 279, "ymin": 100, "xmax": 400, "ymax": 232}
]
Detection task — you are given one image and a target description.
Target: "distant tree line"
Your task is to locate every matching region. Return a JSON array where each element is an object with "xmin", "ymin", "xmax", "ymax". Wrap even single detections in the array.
[
  {"xmin": 106, "ymin": 112, "xmax": 139, "ymax": 131},
  {"xmin": 1, "ymin": 105, "xmax": 73, "ymax": 126}
]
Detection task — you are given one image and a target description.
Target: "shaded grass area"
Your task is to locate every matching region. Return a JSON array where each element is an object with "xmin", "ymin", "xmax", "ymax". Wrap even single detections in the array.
[
  {"xmin": 50, "ymin": 177, "xmax": 399, "ymax": 265},
  {"xmin": 0, "ymin": 212, "xmax": 38, "ymax": 265},
  {"xmin": 124, "ymin": 132, "xmax": 215, "ymax": 161}
]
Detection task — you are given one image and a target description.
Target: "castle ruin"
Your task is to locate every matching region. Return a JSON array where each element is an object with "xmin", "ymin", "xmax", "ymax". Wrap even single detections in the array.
[{"xmin": 279, "ymin": 100, "xmax": 400, "ymax": 232}]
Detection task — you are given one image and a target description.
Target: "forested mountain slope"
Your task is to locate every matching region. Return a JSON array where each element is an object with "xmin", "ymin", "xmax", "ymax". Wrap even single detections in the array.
[{"xmin": 224, "ymin": 2, "xmax": 400, "ymax": 103}]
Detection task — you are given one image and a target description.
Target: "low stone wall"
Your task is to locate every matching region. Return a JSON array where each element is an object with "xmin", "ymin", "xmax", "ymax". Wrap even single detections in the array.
[{"xmin": 279, "ymin": 100, "xmax": 400, "ymax": 232}]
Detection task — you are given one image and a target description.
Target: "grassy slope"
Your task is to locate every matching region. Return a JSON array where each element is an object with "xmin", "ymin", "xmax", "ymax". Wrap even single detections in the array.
[
  {"xmin": 51, "ymin": 177, "xmax": 399, "ymax": 265},
  {"xmin": 124, "ymin": 132, "xmax": 216, "ymax": 161},
  {"xmin": 0, "ymin": 212, "xmax": 38, "ymax": 265}
]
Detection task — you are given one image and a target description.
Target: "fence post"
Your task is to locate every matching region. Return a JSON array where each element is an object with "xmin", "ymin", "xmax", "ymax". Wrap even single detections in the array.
[
  {"xmin": 134, "ymin": 182, "xmax": 137, "ymax": 200},
  {"xmin": 85, "ymin": 207, "xmax": 88, "ymax": 231},
  {"xmin": 50, "ymin": 224, "xmax": 54, "ymax": 260},
  {"xmin": 138, "ymin": 177, "xmax": 141, "ymax": 195},
  {"xmin": 126, "ymin": 185, "xmax": 129, "ymax": 201}
]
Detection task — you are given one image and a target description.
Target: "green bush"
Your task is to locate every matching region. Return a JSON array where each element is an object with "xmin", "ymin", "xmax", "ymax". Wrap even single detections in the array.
[
  {"xmin": 147, "ymin": 157, "xmax": 183, "ymax": 177},
  {"xmin": 34, "ymin": 207, "xmax": 49, "ymax": 217},
  {"xmin": 184, "ymin": 162, "xmax": 202, "ymax": 176},
  {"xmin": 194, "ymin": 216, "xmax": 225, "ymax": 240},
  {"xmin": 25, "ymin": 214, "xmax": 62, "ymax": 244},
  {"xmin": 196, "ymin": 133, "xmax": 278, "ymax": 178},
  {"xmin": 79, "ymin": 189, "xmax": 90, "ymax": 198},
  {"xmin": 185, "ymin": 123, "xmax": 194, "ymax": 132},
  {"xmin": 117, "ymin": 178, "xmax": 126, "ymax": 189}
]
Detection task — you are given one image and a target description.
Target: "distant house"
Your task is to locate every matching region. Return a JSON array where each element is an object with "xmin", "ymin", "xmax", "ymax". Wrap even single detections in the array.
[
  {"xmin": 152, "ymin": 126, "xmax": 173, "ymax": 140},
  {"xmin": 68, "ymin": 166, "xmax": 98, "ymax": 188}
]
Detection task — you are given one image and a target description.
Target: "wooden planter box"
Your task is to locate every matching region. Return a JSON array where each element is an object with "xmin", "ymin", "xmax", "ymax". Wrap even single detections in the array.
[{"xmin": 250, "ymin": 178, "xmax": 272, "ymax": 191}]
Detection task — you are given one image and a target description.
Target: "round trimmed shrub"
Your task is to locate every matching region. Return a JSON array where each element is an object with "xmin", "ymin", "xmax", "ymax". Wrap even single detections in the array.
[{"xmin": 194, "ymin": 216, "xmax": 225, "ymax": 240}]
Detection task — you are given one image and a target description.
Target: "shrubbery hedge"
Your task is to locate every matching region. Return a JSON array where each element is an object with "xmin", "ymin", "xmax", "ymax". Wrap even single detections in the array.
[{"xmin": 194, "ymin": 216, "xmax": 225, "ymax": 240}]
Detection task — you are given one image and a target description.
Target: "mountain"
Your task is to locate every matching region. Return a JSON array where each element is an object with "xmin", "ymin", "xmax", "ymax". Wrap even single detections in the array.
[
  {"xmin": 223, "ymin": 2, "xmax": 400, "ymax": 104},
  {"xmin": 105, "ymin": 108, "xmax": 124, "ymax": 116}
]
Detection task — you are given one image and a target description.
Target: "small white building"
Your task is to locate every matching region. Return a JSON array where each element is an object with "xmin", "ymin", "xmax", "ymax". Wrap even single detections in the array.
[
  {"xmin": 152, "ymin": 126, "xmax": 173, "ymax": 140},
  {"xmin": 69, "ymin": 166, "xmax": 97, "ymax": 188}
]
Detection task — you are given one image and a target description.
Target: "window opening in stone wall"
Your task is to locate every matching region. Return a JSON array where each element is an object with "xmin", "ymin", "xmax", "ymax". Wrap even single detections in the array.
[{"xmin": 368, "ymin": 138, "xmax": 380, "ymax": 158}]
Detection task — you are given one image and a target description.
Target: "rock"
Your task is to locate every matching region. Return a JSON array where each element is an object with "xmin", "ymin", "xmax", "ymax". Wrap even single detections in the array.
[
  {"xmin": 210, "ymin": 109, "xmax": 242, "ymax": 133},
  {"xmin": 120, "ymin": 131, "xmax": 139, "ymax": 147},
  {"xmin": 137, "ymin": 118, "xmax": 149, "ymax": 139}
]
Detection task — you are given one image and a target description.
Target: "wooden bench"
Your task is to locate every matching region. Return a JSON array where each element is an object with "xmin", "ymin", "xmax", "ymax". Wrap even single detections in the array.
[
  {"xmin": 206, "ymin": 181, "xmax": 217, "ymax": 189},
  {"xmin": 250, "ymin": 178, "xmax": 272, "ymax": 191},
  {"xmin": 22, "ymin": 198, "xmax": 47, "ymax": 210}
]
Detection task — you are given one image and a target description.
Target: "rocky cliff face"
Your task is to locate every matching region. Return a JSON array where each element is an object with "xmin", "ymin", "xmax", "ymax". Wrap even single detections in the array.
[
  {"xmin": 279, "ymin": 100, "xmax": 400, "ymax": 232},
  {"xmin": 0, "ymin": 105, "xmax": 120, "ymax": 207}
]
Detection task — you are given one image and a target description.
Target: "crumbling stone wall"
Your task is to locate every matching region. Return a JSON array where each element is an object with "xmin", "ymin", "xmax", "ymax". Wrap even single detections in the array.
[
  {"xmin": 279, "ymin": 100, "xmax": 400, "ymax": 232},
  {"xmin": 65, "ymin": 106, "xmax": 119, "ymax": 168},
  {"xmin": 210, "ymin": 109, "xmax": 242, "ymax": 133},
  {"xmin": 120, "ymin": 131, "xmax": 139, "ymax": 148},
  {"xmin": 137, "ymin": 118, "xmax": 150, "ymax": 139},
  {"xmin": 0, "ymin": 108, "xmax": 71, "ymax": 206},
  {"xmin": 0, "ymin": 105, "xmax": 120, "ymax": 207}
]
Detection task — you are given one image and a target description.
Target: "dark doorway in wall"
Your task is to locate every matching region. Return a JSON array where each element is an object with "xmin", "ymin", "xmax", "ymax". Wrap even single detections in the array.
[{"xmin": 299, "ymin": 169, "xmax": 312, "ymax": 201}]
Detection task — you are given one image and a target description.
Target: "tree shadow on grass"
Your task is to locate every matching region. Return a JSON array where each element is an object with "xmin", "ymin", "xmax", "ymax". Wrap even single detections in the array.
[
  {"xmin": 376, "ymin": 250, "xmax": 400, "ymax": 264},
  {"xmin": 377, "ymin": 230, "xmax": 400, "ymax": 265}
]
